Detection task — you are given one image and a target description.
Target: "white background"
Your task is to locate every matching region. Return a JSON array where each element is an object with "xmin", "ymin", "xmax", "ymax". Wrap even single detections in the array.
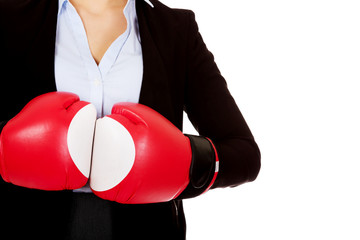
[{"xmin": 164, "ymin": 0, "xmax": 360, "ymax": 239}]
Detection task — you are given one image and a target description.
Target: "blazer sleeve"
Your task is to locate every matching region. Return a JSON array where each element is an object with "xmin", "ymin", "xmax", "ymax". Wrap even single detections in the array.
[
  {"xmin": 182, "ymin": 11, "xmax": 261, "ymax": 192},
  {"xmin": 0, "ymin": 121, "xmax": 6, "ymax": 133}
]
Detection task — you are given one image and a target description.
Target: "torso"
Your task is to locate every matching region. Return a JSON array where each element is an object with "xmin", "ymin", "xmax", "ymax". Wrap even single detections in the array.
[{"xmin": 69, "ymin": 0, "xmax": 128, "ymax": 65}]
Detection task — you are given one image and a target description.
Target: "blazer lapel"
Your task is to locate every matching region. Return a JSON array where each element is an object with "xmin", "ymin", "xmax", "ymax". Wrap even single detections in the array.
[{"xmin": 136, "ymin": 0, "xmax": 175, "ymax": 122}]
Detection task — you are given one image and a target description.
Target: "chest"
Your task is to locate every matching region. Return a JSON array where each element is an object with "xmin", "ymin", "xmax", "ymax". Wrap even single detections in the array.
[
  {"xmin": 55, "ymin": 2, "xmax": 144, "ymax": 118},
  {"xmin": 1, "ymin": 0, "xmax": 185, "ymax": 128},
  {"xmin": 76, "ymin": 9, "xmax": 127, "ymax": 65}
]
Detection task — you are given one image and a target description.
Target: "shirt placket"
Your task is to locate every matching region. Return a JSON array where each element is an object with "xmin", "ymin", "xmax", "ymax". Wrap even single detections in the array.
[{"xmin": 65, "ymin": 1, "xmax": 104, "ymax": 117}]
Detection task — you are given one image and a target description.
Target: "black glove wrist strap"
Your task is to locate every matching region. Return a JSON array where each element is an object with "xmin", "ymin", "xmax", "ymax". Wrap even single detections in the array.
[{"xmin": 176, "ymin": 134, "xmax": 217, "ymax": 200}]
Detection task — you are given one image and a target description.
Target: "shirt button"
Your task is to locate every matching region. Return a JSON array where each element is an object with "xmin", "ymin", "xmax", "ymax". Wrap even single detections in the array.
[{"xmin": 94, "ymin": 79, "xmax": 101, "ymax": 86}]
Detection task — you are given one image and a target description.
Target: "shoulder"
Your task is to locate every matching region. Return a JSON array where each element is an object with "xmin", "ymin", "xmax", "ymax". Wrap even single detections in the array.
[
  {"xmin": 150, "ymin": 0, "xmax": 195, "ymax": 19},
  {"xmin": 0, "ymin": 0, "xmax": 57, "ymax": 28},
  {"xmin": 138, "ymin": 0, "xmax": 199, "ymax": 46},
  {"xmin": 0, "ymin": 0, "xmax": 58, "ymax": 56},
  {"xmin": 140, "ymin": 0, "xmax": 196, "ymax": 31},
  {"xmin": 0, "ymin": 0, "xmax": 56, "ymax": 11}
]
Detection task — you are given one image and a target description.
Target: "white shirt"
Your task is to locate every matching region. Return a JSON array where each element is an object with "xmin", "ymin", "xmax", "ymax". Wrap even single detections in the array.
[
  {"xmin": 55, "ymin": 0, "xmax": 153, "ymax": 118},
  {"xmin": 55, "ymin": 0, "xmax": 153, "ymax": 192}
]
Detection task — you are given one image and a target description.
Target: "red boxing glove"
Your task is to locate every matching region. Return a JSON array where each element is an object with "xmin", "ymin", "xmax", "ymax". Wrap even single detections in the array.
[
  {"xmin": 90, "ymin": 103, "xmax": 192, "ymax": 203},
  {"xmin": 0, "ymin": 92, "xmax": 96, "ymax": 190}
]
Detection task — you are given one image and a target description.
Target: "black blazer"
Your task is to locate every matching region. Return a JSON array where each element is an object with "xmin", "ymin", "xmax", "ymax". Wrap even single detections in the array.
[{"xmin": 0, "ymin": 0, "xmax": 261, "ymax": 239}]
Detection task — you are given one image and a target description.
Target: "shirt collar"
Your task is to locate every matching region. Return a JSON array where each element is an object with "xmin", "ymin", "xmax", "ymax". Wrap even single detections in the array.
[
  {"xmin": 58, "ymin": 0, "xmax": 66, "ymax": 14},
  {"xmin": 58, "ymin": 0, "xmax": 153, "ymax": 15}
]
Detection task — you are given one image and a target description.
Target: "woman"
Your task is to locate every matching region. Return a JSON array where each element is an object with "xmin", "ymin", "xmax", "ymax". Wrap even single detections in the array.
[{"xmin": 0, "ymin": 0, "xmax": 261, "ymax": 239}]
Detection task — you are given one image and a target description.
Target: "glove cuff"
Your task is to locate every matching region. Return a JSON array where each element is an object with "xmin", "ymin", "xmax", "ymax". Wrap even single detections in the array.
[{"xmin": 176, "ymin": 134, "xmax": 219, "ymax": 199}]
